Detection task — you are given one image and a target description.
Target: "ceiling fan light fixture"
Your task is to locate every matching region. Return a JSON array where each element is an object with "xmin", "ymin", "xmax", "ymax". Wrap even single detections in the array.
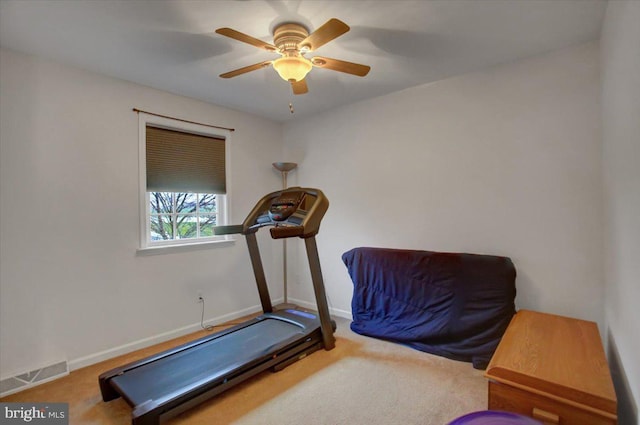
[
  {"xmin": 273, "ymin": 56, "xmax": 312, "ymax": 82},
  {"xmin": 217, "ymin": 18, "xmax": 369, "ymax": 94}
]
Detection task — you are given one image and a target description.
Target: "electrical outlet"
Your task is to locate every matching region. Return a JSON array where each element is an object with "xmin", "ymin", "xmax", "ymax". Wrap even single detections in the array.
[{"xmin": 197, "ymin": 291, "xmax": 203, "ymax": 303}]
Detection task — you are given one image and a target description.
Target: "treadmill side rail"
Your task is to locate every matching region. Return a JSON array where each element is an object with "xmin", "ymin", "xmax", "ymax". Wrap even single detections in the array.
[
  {"xmin": 127, "ymin": 325, "xmax": 325, "ymax": 425},
  {"xmin": 98, "ymin": 316, "xmax": 265, "ymax": 401}
]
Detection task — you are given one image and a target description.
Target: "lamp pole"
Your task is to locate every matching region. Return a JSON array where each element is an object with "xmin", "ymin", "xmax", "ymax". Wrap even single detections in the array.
[{"xmin": 272, "ymin": 162, "xmax": 297, "ymax": 308}]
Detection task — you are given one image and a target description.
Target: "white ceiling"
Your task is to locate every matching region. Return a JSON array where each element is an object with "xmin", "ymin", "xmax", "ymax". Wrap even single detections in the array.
[{"xmin": 0, "ymin": 0, "xmax": 607, "ymax": 122}]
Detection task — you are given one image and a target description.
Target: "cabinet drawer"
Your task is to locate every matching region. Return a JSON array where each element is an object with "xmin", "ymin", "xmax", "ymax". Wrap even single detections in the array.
[{"xmin": 488, "ymin": 381, "xmax": 616, "ymax": 425}]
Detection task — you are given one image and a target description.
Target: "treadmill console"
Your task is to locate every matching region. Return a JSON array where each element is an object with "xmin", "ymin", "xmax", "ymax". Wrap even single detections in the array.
[
  {"xmin": 214, "ymin": 187, "xmax": 328, "ymax": 239},
  {"xmin": 248, "ymin": 187, "xmax": 328, "ymax": 239},
  {"xmin": 268, "ymin": 191, "xmax": 305, "ymax": 222}
]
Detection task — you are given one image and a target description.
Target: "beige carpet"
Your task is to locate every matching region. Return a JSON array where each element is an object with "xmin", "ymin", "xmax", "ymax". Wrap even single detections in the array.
[{"xmin": 2, "ymin": 317, "xmax": 487, "ymax": 424}]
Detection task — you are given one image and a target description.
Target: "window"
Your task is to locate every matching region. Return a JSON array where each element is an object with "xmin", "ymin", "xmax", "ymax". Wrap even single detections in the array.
[
  {"xmin": 138, "ymin": 112, "xmax": 232, "ymax": 249},
  {"xmin": 149, "ymin": 192, "xmax": 218, "ymax": 241}
]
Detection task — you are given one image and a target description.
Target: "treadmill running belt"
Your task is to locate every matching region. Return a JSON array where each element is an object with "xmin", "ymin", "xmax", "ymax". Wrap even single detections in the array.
[{"xmin": 110, "ymin": 318, "xmax": 307, "ymax": 406}]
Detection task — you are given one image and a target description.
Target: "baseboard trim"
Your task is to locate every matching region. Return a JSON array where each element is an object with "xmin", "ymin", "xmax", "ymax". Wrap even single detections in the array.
[
  {"xmin": 67, "ymin": 303, "xmax": 263, "ymax": 372},
  {"xmin": 2, "ymin": 299, "xmax": 348, "ymax": 397},
  {"xmin": 288, "ymin": 297, "xmax": 352, "ymax": 320},
  {"xmin": 607, "ymin": 330, "xmax": 639, "ymax": 425}
]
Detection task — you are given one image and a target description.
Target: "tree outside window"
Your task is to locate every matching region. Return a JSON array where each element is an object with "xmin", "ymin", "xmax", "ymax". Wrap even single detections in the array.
[{"xmin": 149, "ymin": 192, "xmax": 218, "ymax": 241}]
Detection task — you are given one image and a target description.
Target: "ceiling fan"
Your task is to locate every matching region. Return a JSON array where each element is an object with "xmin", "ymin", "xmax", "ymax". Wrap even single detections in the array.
[{"xmin": 215, "ymin": 18, "xmax": 370, "ymax": 95}]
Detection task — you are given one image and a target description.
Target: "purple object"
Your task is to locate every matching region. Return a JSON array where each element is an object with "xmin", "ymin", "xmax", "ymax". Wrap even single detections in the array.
[{"xmin": 448, "ymin": 410, "xmax": 543, "ymax": 425}]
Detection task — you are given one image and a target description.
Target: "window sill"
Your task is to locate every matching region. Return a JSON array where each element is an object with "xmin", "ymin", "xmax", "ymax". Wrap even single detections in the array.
[{"xmin": 136, "ymin": 237, "xmax": 236, "ymax": 256}]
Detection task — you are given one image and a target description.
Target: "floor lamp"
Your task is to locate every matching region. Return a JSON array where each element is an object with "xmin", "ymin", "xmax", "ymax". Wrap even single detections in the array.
[{"xmin": 272, "ymin": 162, "xmax": 297, "ymax": 309}]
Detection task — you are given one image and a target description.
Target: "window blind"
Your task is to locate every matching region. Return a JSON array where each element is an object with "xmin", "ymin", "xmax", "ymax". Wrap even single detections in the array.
[{"xmin": 146, "ymin": 125, "xmax": 226, "ymax": 193}]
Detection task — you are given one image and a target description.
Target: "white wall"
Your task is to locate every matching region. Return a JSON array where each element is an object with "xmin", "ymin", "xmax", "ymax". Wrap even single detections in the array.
[
  {"xmin": 284, "ymin": 42, "xmax": 604, "ymax": 328},
  {"xmin": 0, "ymin": 48, "xmax": 285, "ymax": 378},
  {"xmin": 3, "ymin": 25, "xmax": 633, "ymax": 409},
  {"xmin": 601, "ymin": 0, "xmax": 640, "ymax": 416}
]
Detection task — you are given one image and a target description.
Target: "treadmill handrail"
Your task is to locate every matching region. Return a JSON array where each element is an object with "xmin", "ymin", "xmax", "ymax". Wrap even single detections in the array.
[{"xmin": 211, "ymin": 224, "xmax": 243, "ymax": 235}]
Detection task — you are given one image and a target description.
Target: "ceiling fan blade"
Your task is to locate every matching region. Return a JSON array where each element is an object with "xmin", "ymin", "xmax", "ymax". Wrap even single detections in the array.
[
  {"xmin": 291, "ymin": 79, "xmax": 309, "ymax": 95},
  {"xmin": 215, "ymin": 27, "xmax": 278, "ymax": 52},
  {"xmin": 219, "ymin": 61, "xmax": 273, "ymax": 78},
  {"xmin": 311, "ymin": 56, "xmax": 370, "ymax": 77},
  {"xmin": 298, "ymin": 18, "xmax": 350, "ymax": 52}
]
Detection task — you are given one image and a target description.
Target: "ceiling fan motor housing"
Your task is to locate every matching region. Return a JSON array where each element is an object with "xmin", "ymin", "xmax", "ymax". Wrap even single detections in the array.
[{"xmin": 273, "ymin": 23, "xmax": 310, "ymax": 54}]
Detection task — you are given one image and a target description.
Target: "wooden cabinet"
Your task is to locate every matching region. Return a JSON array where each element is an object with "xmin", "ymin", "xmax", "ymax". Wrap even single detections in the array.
[{"xmin": 485, "ymin": 310, "xmax": 617, "ymax": 425}]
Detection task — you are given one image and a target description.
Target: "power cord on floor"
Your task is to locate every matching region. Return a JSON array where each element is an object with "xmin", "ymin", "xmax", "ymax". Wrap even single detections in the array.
[
  {"xmin": 199, "ymin": 297, "xmax": 214, "ymax": 331},
  {"xmin": 199, "ymin": 296, "xmax": 245, "ymax": 332}
]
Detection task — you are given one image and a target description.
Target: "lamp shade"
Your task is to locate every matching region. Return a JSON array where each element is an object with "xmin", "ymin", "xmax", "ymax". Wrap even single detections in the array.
[
  {"xmin": 272, "ymin": 162, "xmax": 297, "ymax": 173},
  {"xmin": 273, "ymin": 56, "xmax": 312, "ymax": 82}
]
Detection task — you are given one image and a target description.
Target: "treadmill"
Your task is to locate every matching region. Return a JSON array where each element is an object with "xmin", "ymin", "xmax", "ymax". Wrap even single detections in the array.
[{"xmin": 99, "ymin": 187, "xmax": 335, "ymax": 425}]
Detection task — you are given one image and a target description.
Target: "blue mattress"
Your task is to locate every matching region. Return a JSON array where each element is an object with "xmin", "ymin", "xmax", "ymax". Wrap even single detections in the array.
[{"xmin": 342, "ymin": 247, "xmax": 516, "ymax": 369}]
